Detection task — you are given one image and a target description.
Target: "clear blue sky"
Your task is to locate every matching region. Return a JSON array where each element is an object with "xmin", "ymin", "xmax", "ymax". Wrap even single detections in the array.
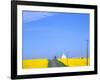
[{"xmin": 22, "ymin": 11, "xmax": 90, "ymax": 60}]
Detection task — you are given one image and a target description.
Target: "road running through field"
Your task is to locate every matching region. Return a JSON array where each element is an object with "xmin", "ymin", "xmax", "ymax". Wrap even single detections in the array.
[{"xmin": 48, "ymin": 59, "xmax": 67, "ymax": 67}]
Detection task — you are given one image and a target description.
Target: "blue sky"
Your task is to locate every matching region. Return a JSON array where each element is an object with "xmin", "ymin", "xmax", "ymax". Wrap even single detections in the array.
[{"xmin": 22, "ymin": 11, "xmax": 90, "ymax": 60}]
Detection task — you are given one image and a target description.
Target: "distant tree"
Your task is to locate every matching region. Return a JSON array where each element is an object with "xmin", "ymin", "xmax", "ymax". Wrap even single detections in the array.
[
  {"xmin": 54, "ymin": 56, "xmax": 57, "ymax": 59},
  {"xmin": 81, "ymin": 57, "xmax": 84, "ymax": 59}
]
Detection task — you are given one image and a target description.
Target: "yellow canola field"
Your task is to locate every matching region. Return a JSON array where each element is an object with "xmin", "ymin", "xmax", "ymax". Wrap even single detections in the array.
[
  {"xmin": 58, "ymin": 58, "xmax": 90, "ymax": 67},
  {"xmin": 23, "ymin": 59, "xmax": 48, "ymax": 69}
]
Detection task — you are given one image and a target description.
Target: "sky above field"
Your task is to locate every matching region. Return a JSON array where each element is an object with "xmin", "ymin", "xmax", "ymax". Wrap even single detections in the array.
[{"xmin": 22, "ymin": 11, "xmax": 90, "ymax": 60}]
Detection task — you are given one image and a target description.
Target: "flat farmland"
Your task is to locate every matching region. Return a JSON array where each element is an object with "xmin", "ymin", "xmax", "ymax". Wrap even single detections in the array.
[
  {"xmin": 22, "ymin": 58, "xmax": 90, "ymax": 69},
  {"xmin": 58, "ymin": 58, "xmax": 90, "ymax": 67},
  {"xmin": 22, "ymin": 59, "xmax": 48, "ymax": 69}
]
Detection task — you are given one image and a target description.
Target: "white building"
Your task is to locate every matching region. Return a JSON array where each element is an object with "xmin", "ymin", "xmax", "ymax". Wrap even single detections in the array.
[{"xmin": 61, "ymin": 53, "xmax": 66, "ymax": 59}]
